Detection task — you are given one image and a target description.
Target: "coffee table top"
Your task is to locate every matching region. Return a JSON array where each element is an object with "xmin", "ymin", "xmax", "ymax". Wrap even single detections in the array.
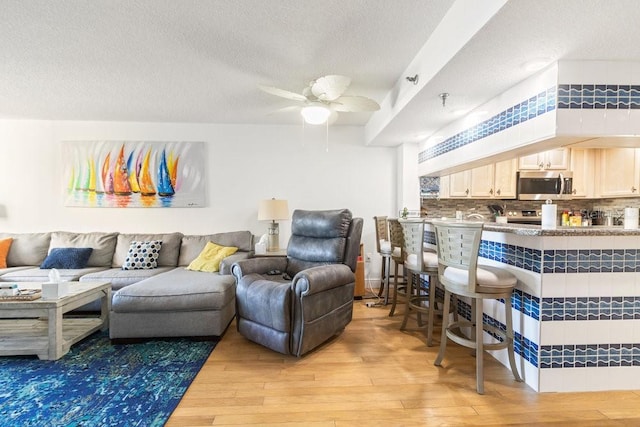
[{"xmin": 0, "ymin": 281, "xmax": 110, "ymax": 309}]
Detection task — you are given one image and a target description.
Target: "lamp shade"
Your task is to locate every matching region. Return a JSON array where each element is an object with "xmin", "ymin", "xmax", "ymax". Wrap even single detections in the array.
[{"xmin": 258, "ymin": 199, "xmax": 289, "ymax": 221}]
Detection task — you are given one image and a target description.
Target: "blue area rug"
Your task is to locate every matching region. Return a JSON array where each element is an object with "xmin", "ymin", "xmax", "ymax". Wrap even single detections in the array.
[{"xmin": 0, "ymin": 331, "xmax": 216, "ymax": 427}]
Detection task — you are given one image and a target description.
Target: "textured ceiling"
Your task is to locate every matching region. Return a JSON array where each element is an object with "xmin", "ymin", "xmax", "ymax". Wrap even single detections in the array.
[
  {"xmin": 2, "ymin": 0, "xmax": 640, "ymax": 146},
  {"xmin": 0, "ymin": 0, "xmax": 452, "ymax": 125}
]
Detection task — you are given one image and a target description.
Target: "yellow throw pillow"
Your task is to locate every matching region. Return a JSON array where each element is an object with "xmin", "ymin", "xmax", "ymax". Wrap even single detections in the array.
[
  {"xmin": 186, "ymin": 242, "xmax": 238, "ymax": 273},
  {"xmin": 0, "ymin": 238, "xmax": 13, "ymax": 269}
]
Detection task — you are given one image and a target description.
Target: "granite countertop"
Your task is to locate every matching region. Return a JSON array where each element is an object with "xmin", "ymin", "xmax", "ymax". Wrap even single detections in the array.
[
  {"xmin": 419, "ymin": 217, "xmax": 640, "ymax": 236},
  {"xmin": 482, "ymin": 223, "xmax": 640, "ymax": 236}
]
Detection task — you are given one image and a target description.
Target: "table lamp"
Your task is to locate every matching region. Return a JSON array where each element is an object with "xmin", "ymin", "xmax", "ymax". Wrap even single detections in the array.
[{"xmin": 258, "ymin": 198, "xmax": 289, "ymax": 252}]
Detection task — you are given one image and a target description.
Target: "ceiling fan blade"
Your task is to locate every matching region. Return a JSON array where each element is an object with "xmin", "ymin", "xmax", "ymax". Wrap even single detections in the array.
[
  {"xmin": 258, "ymin": 85, "xmax": 307, "ymax": 102},
  {"xmin": 331, "ymin": 96, "xmax": 380, "ymax": 112},
  {"xmin": 267, "ymin": 105, "xmax": 301, "ymax": 115},
  {"xmin": 311, "ymin": 75, "xmax": 351, "ymax": 101}
]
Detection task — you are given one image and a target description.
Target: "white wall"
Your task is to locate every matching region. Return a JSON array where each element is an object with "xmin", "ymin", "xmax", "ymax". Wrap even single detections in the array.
[
  {"xmin": 0, "ymin": 119, "xmax": 396, "ymax": 282},
  {"xmin": 396, "ymin": 142, "xmax": 420, "ymax": 214}
]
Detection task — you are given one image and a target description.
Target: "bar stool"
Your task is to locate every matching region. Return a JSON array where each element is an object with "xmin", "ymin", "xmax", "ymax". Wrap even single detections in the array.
[
  {"xmin": 373, "ymin": 216, "xmax": 390, "ymax": 298},
  {"xmin": 432, "ymin": 220, "xmax": 522, "ymax": 394},
  {"xmin": 387, "ymin": 218, "xmax": 407, "ymax": 316},
  {"xmin": 399, "ymin": 219, "xmax": 440, "ymax": 346}
]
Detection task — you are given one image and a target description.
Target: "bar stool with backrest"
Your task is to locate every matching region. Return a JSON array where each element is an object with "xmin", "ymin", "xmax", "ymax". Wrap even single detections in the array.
[
  {"xmin": 432, "ymin": 220, "xmax": 522, "ymax": 394},
  {"xmin": 399, "ymin": 218, "xmax": 440, "ymax": 346},
  {"xmin": 373, "ymin": 216, "xmax": 390, "ymax": 298},
  {"xmin": 387, "ymin": 218, "xmax": 407, "ymax": 316}
]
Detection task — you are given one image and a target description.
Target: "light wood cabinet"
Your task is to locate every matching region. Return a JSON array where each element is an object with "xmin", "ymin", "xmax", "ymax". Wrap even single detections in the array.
[
  {"xmin": 448, "ymin": 170, "xmax": 471, "ymax": 198},
  {"xmin": 597, "ymin": 148, "xmax": 640, "ymax": 197},
  {"xmin": 518, "ymin": 149, "xmax": 569, "ymax": 170},
  {"xmin": 442, "ymin": 159, "xmax": 517, "ymax": 199},
  {"xmin": 470, "ymin": 164, "xmax": 494, "ymax": 198},
  {"xmin": 569, "ymin": 148, "xmax": 596, "ymax": 198},
  {"xmin": 493, "ymin": 159, "xmax": 518, "ymax": 198},
  {"xmin": 438, "ymin": 174, "xmax": 450, "ymax": 199}
]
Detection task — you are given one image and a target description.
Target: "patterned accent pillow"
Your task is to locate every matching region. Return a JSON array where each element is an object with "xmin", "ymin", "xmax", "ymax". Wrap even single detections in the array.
[
  {"xmin": 122, "ymin": 241, "xmax": 163, "ymax": 270},
  {"xmin": 40, "ymin": 247, "xmax": 93, "ymax": 269}
]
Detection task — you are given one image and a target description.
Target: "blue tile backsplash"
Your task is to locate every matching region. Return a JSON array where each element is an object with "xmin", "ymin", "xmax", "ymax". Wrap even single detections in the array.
[
  {"xmin": 480, "ymin": 240, "xmax": 542, "ymax": 273},
  {"xmin": 543, "ymin": 249, "xmax": 640, "ymax": 273},
  {"xmin": 540, "ymin": 296, "xmax": 640, "ymax": 322},
  {"xmin": 540, "ymin": 344, "xmax": 640, "ymax": 368},
  {"xmin": 419, "ymin": 83, "xmax": 640, "ymax": 163},
  {"xmin": 557, "ymin": 84, "xmax": 640, "ymax": 109},
  {"xmin": 419, "ymin": 86, "xmax": 556, "ymax": 163}
]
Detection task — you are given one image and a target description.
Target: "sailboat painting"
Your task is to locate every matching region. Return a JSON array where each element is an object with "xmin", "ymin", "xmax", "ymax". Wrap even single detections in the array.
[{"xmin": 62, "ymin": 141, "xmax": 205, "ymax": 208}]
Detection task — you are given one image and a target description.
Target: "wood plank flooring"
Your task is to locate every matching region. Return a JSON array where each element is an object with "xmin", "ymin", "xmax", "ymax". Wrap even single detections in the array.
[{"xmin": 167, "ymin": 296, "xmax": 640, "ymax": 426}]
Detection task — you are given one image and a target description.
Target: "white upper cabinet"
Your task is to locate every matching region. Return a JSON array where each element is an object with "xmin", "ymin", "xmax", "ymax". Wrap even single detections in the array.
[
  {"xmin": 518, "ymin": 149, "xmax": 569, "ymax": 170},
  {"xmin": 597, "ymin": 148, "xmax": 640, "ymax": 197}
]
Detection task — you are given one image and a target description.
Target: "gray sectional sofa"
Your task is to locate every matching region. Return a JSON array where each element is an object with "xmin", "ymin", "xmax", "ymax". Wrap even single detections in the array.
[{"xmin": 0, "ymin": 230, "xmax": 253, "ymax": 339}]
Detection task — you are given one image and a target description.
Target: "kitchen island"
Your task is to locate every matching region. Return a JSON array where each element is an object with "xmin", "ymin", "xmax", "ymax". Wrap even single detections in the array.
[{"xmin": 424, "ymin": 221, "xmax": 640, "ymax": 392}]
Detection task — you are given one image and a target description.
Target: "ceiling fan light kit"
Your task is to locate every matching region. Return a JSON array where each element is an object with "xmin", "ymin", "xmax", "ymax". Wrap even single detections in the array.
[
  {"xmin": 301, "ymin": 104, "xmax": 331, "ymax": 125},
  {"xmin": 259, "ymin": 74, "xmax": 380, "ymax": 125}
]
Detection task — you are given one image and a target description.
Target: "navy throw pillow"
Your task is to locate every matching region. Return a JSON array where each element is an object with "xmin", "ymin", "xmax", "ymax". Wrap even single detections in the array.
[{"xmin": 40, "ymin": 247, "xmax": 93, "ymax": 269}]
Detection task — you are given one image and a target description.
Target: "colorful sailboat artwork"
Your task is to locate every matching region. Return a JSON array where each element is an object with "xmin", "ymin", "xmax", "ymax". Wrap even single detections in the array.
[
  {"xmin": 127, "ymin": 150, "xmax": 141, "ymax": 193},
  {"xmin": 157, "ymin": 149, "xmax": 175, "ymax": 197},
  {"xmin": 63, "ymin": 141, "xmax": 204, "ymax": 208},
  {"xmin": 138, "ymin": 149, "xmax": 156, "ymax": 196},
  {"xmin": 113, "ymin": 145, "xmax": 132, "ymax": 196},
  {"xmin": 102, "ymin": 152, "xmax": 114, "ymax": 194}
]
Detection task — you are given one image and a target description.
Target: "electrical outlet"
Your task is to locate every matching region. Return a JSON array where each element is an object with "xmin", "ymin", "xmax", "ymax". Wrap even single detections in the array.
[{"xmin": 366, "ymin": 253, "xmax": 372, "ymax": 263}]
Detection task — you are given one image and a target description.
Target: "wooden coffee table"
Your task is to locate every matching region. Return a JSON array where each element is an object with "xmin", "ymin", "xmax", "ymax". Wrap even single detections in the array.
[{"xmin": 0, "ymin": 281, "xmax": 111, "ymax": 360}]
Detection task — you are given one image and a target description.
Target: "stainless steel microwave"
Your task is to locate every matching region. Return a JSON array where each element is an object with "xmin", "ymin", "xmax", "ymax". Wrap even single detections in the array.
[{"xmin": 517, "ymin": 171, "xmax": 573, "ymax": 200}]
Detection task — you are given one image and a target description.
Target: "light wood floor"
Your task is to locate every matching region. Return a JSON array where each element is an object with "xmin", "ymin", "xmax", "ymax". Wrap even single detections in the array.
[{"xmin": 167, "ymin": 295, "xmax": 640, "ymax": 426}]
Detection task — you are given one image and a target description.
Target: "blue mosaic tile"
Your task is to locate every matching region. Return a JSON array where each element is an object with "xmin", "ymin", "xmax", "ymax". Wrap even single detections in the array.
[
  {"xmin": 423, "ymin": 230, "xmax": 436, "ymax": 246},
  {"xmin": 419, "ymin": 86, "xmax": 556, "ymax": 163},
  {"xmin": 540, "ymin": 296, "xmax": 640, "ymax": 322},
  {"xmin": 420, "ymin": 82, "xmax": 640, "ymax": 163},
  {"xmin": 557, "ymin": 83, "xmax": 640, "ymax": 110},
  {"xmin": 453, "ymin": 296, "xmax": 538, "ymax": 367},
  {"xmin": 540, "ymin": 343, "xmax": 640, "ymax": 369},
  {"xmin": 480, "ymin": 240, "xmax": 542, "ymax": 273},
  {"xmin": 541, "ymin": 248, "xmax": 640, "ymax": 274}
]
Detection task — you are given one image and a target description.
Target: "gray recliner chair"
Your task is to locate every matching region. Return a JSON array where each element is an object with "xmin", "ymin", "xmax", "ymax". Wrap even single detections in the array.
[{"xmin": 231, "ymin": 209, "xmax": 363, "ymax": 357}]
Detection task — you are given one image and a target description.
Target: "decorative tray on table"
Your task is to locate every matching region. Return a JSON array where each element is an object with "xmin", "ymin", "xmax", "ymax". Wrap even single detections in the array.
[{"xmin": 0, "ymin": 289, "xmax": 42, "ymax": 301}]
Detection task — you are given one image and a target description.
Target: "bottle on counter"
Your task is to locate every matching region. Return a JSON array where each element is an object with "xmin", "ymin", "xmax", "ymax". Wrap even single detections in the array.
[{"xmin": 561, "ymin": 210, "xmax": 569, "ymax": 226}]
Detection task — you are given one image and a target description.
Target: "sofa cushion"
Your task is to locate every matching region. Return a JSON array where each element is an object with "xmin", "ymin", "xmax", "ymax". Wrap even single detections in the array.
[
  {"xmin": 40, "ymin": 247, "xmax": 93, "ymax": 269},
  {"xmin": 178, "ymin": 231, "xmax": 253, "ymax": 266},
  {"xmin": 122, "ymin": 241, "xmax": 162, "ymax": 270},
  {"xmin": 111, "ymin": 268, "xmax": 236, "ymax": 313},
  {"xmin": 49, "ymin": 231, "xmax": 118, "ymax": 267},
  {"xmin": 186, "ymin": 242, "xmax": 238, "ymax": 273},
  {"xmin": 0, "ymin": 238, "xmax": 12, "ymax": 269},
  {"xmin": 2, "ymin": 266, "xmax": 108, "ymax": 282},
  {"xmin": 0, "ymin": 266, "xmax": 33, "ymax": 278},
  {"xmin": 0, "ymin": 232, "xmax": 51, "ymax": 267},
  {"xmin": 113, "ymin": 233, "xmax": 182, "ymax": 268},
  {"xmin": 80, "ymin": 267, "xmax": 174, "ymax": 291}
]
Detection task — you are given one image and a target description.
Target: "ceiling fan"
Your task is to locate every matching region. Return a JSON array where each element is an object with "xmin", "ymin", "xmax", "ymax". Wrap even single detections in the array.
[{"xmin": 259, "ymin": 75, "xmax": 380, "ymax": 125}]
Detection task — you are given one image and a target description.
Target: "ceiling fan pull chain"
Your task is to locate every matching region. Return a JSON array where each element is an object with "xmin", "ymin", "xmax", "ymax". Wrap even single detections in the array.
[{"xmin": 325, "ymin": 120, "xmax": 329, "ymax": 152}]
